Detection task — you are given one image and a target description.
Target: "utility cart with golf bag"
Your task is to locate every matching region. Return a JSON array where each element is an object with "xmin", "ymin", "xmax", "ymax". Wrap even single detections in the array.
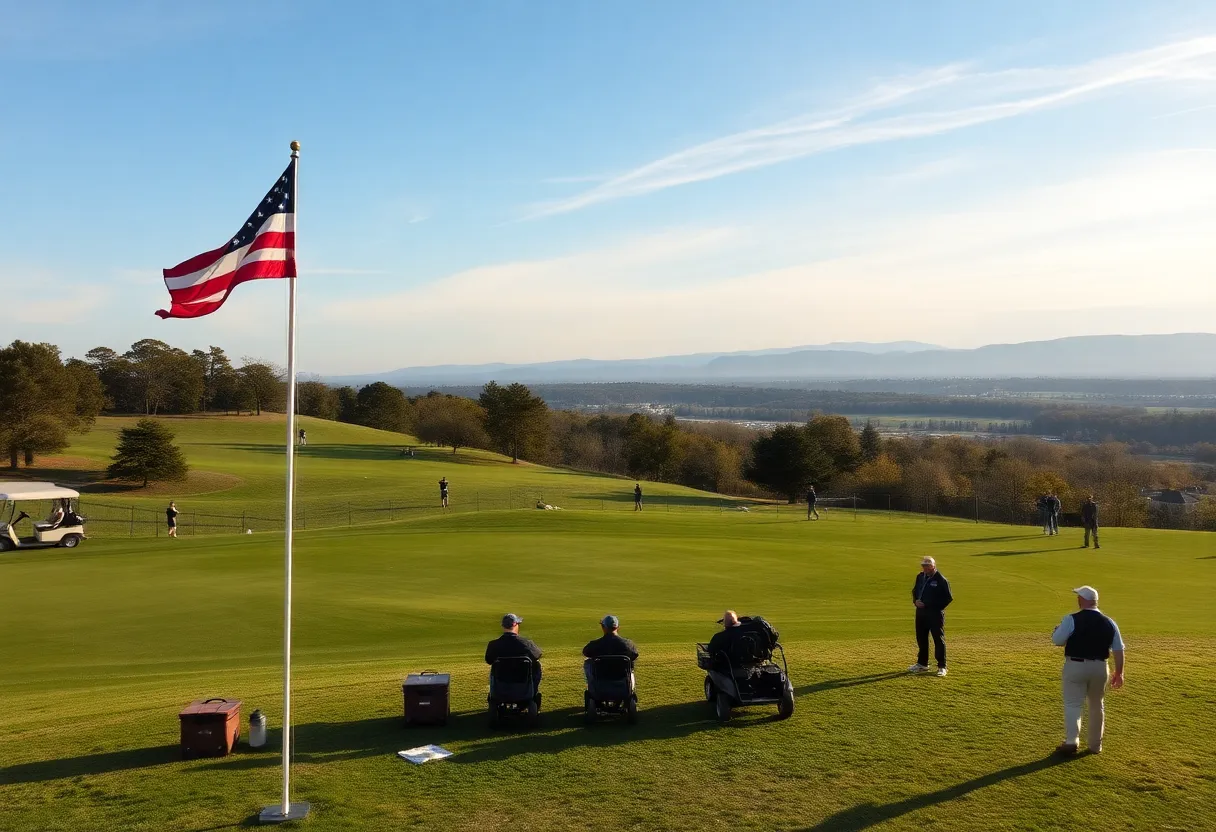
[{"xmin": 697, "ymin": 615, "xmax": 794, "ymax": 722}]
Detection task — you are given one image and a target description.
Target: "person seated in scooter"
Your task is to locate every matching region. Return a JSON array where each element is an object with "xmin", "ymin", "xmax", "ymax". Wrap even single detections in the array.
[
  {"xmin": 583, "ymin": 614, "xmax": 638, "ymax": 686},
  {"xmin": 485, "ymin": 613, "xmax": 543, "ymax": 701},
  {"xmin": 707, "ymin": 610, "xmax": 747, "ymax": 671}
]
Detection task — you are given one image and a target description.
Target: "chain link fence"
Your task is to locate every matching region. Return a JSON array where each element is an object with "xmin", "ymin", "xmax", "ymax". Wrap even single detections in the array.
[{"xmin": 21, "ymin": 487, "xmax": 1206, "ymax": 540}]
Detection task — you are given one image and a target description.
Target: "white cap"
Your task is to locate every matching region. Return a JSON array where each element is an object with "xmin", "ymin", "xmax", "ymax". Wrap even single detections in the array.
[{"xmin": 1072, "ymin": 586, "xmax": 1099, "ymax": 603}]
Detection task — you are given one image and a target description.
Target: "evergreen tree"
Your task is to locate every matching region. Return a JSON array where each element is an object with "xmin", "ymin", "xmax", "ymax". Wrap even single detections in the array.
[
  {"xmin": 859, "ymin": 419, "xmax": 883, "ymax": 462},
  {"xmin": 0, "ymin": 341, "xmax": 102, "ymax": 468},
  {"xmin": 745, "ymin": 424, "xmax": 834, "ymax": 502},
  {"xmin": 107, "ymin": 418, "xmax": 189, "ymax": 487},
  {"xmin": 479, "ymin": 381, "xmax": 549, "ymax": 462}
]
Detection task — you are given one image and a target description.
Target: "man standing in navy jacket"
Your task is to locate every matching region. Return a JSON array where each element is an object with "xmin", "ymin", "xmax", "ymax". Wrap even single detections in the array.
[{"xmin": 909, "ymin": 556, "xmax": 953, "ymax": 677}]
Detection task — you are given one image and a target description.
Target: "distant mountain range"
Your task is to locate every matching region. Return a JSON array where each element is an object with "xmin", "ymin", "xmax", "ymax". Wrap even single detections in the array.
[{"xmin": 326, "ymin": 334, "xmax": 1216, "ymax": 386}]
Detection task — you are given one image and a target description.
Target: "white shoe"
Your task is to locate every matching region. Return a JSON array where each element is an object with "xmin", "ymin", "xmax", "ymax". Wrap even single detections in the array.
[
  {"xmin": 907, "ymin": 664, "xmax": 929, "ymax": 673},
  {"xmin": 936, "ymin": 667, "xmax": 948, "ymax": 677}
]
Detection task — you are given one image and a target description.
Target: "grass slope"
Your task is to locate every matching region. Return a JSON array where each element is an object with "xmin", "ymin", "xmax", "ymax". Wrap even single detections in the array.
[
  {"xmin": 2, "ymin": 508, "xmax": 1214, "ymax": 831},
  {"xmin": 9, "ymin": 415, "xmax": 737, "ymax": 534}
]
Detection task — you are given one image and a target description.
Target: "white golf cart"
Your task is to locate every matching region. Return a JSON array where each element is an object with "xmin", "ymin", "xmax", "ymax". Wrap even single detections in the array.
[{"xmin": 0, "ymin": 482, "xmax": 87, "ymax": 551}]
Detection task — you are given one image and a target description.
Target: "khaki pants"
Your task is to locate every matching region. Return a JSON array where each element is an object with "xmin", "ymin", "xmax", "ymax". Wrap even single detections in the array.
[{"xmin": 1062, "ymin": 659, "xmax": 1108, "ymax": 749}]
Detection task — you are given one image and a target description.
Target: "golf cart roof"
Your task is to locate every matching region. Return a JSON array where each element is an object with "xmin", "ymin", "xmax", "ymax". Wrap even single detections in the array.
[{"xmin": 0, "ymin": 482, "xmax": 81, "ymax": 501}]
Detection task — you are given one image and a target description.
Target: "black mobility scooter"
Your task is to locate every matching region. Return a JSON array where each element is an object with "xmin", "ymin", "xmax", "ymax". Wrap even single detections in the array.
[
  {"xmin": 488, "ymin": 656, "xmax": 541, "ymax": 728},
  {"xmin": 584, "ymin": 655, "xmax": 638, "ymax": 725},
  {"xmin": 697, "ymin": 616, "xmax": 794, "ymax": 722}
]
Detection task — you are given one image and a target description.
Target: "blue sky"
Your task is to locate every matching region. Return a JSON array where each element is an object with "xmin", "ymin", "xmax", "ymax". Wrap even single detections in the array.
[{"xmin": 3, "ymin": 1, "xmax": 1216, "ymax": 373}]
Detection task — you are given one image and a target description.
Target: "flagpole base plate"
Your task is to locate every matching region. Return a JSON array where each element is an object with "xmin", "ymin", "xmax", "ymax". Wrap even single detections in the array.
[{"xmin": 259, "ymin": 802, "xmax": 311, "ymax": 824}]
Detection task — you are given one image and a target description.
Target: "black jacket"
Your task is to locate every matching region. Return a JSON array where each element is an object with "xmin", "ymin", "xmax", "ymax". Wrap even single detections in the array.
[
  {"xmin": 913, "ymin": 571, "xmax": 953, "ymax": 611},
  {"xmin": 1081, "ymin": 500, "xmax": 1099, "ymax": 525},
  {"xmin": 485, "ymin": 632, "xmax": 543, "ymax": 666},
  {"xmin": 583, "ymin": 632, "xmax": 639, "ymax": 661}
]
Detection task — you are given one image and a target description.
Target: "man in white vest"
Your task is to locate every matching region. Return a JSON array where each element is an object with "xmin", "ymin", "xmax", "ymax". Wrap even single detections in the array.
[{"xmin": 1051, "ymin": 585, "xmax": 1125, "ymax": 755}]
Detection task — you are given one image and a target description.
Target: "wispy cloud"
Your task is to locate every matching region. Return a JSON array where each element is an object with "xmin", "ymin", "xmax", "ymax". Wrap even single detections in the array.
[
  {"xmin": 304, "ymin": 150, "xmax": 1216, "ymax": 369},
  {"xmin": 523, "ymin": 36, "xmax": 1216, "ymax": 219},
  {"xmin": 1153, "ymin": 101, "xmax": 1216, "ymax": 119}
]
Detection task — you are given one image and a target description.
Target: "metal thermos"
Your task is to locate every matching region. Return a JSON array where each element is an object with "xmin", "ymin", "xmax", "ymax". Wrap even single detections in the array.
[{"xmin": 249, "ymin": 709, "xmax": 267, "ymax": 748}]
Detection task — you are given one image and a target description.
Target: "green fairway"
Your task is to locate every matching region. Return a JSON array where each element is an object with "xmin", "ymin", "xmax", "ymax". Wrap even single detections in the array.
[
  {"xmin": 2, "ymin": 503, "xmax": 1214, "ymax": 831},
  {"xmin": 12, "ymin": 415, "xmax": 745, "ymax": 535}
]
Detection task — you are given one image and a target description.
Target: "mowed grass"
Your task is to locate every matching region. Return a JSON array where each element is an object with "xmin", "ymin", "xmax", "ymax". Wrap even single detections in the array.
[
  {"xmin": 2, "ymin": 506, "xmax": 1214, "ymax": 831},
  {"xmin": 25, "ymin": 415, "xmax": 732, "ymax": 524}
]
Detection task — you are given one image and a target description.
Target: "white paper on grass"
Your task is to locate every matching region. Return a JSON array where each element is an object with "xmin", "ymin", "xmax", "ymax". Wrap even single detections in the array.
[{"xmin": 397, "ymin": 744, "xmax": 453, "ymax": 764}]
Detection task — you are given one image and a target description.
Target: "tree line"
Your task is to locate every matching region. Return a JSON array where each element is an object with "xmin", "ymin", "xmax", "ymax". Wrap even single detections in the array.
[{"xmin": 3, "ymin": 338, "xmax": 1212, "ymax": 533}]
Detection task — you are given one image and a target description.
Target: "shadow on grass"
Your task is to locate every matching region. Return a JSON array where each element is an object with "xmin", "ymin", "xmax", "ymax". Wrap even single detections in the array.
[
  {"xmin": 216, "ymin": 443, "xmax": 497, "ymax": 466},
  {"xmin": 0, "ymin": 743, "xmax": 180, "ymax": 785},
  {"xmin": 794, "ymin": 672, "xmax": 905, "ymax": 696},
  {"xmin": 936, "ymin": 534, "xmax": 1042, "ymax": 544},
  {"xmin": 973, "ymin": 548, "xmax": 1065, "ymax": 557},
  {"xmin": 798, "ymin": 754, "xmax": 1076, "ymax": 831},
  {"xmin": 0, "ymin": 676, "xmax": 908, "ymax": 784},
  {"xmin": 568, "ymin": 492, "xmax": 738, "ymax": 510},
  {"xmin": 189, "ymin": 700, "xmax": 754, "ymax": 771}
]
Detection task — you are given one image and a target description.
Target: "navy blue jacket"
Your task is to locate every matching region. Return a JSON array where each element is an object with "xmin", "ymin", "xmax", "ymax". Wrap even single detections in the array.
[{"xmin": 913, "ymin": 571, "xmax": 953, "ymax": 611}]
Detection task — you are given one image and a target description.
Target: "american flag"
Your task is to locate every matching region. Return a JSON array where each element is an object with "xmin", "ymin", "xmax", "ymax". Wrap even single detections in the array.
[{"xmin": 156, "ymin": 162, "xmax": 296, "ymax": 319}]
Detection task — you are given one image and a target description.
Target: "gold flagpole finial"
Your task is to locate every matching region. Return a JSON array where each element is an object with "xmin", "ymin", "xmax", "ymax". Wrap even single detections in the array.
[{"xmin": 290, "ymin": 140, "xmax": 301, "ymax": 152}]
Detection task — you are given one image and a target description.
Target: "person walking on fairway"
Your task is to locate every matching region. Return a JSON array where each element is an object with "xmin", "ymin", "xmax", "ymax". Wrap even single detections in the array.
[
  {"xmin": 298, "ymin": 428, "xmax": 307, "ymax": 446},
  {"xmin": 1051, "ymin": 585, "xmax": 1125, "ymax": 755},
  {"xmin": 1081, "ymin": 494, "xmax": 1100, "ymax": 549},
  {"xmin": 806, "ymin": 485, "xmax": 820, "ymax": 520},
  {"xmin": 1048, "ymin": 491, "xmax": 1062, "ymax": 535},
  {"xmin": 166, "ymin": 501, "xmax": 179, "ymax": 538},
  {"xmin": 909, "ymin": 556, "xmax": 952, "ymax": 676},
  {"xmin": 439, "ymin": 477, "xmax": 449, "ymax": 509},
  {"xmin": 634, "ymin": 483, "xmax": 643, "ymax": 511}
]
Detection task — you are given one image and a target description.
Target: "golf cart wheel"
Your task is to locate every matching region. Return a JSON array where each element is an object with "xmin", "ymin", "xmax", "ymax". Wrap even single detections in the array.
[
  {"xmin": 626, "ymin": 695, "xmax": 638, "ymax": 725},
  {"xmin": 60, "ymin": 534, "xmax": 81, "ymax": 549},
  {"xmin": 0, "ymin": 538, "xmax": 12, "ymax": 552},
  {"xmin": 584, "ymin": 692, "xmax": 596, "ymax": 725},
  {"xmin": 704, "ymin": 676, "xmax": 714, "ymax": 702},
  {"xmin": 715, "ymin": 692, "xmax": 732, "ymax": 723},
  {"xmin": 778, "ymin": 689, "xmax": 795, "ymax": 720},
  {"xmin": 526, "ymin": 699, "xmax": 539, "ymax": 725}
]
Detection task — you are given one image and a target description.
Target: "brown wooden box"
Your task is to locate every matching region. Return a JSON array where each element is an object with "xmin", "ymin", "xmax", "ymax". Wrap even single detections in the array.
[
  {"xmin": 179, "ymin": 698, "xmax": 241, "ymax": 759},
  {"xmin": 403, "ymin": 672, "xmax": 450, "ymax": 726}
]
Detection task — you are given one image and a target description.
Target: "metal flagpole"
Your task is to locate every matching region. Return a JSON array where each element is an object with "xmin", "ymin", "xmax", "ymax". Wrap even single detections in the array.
[{"xmin": 261, "ymin": 140, "xmax": 310, "ymax": 824}]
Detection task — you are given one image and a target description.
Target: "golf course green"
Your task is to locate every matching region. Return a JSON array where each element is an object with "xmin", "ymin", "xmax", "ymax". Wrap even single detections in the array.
[{"xmin": 1, "ymin": 417, "xmax": 1214, "ymax": 831}]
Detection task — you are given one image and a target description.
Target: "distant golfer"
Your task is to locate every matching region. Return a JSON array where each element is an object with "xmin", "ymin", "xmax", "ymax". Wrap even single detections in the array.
[
  {"xmin": 166, "ymin": 501, "xmax": 179, "ymax": 539},
  {"xmin": 1048, "ymin": 492, "xmax": 1062, "ymax": 535},
  {"xmin": 298, "ymin": 428, "xmax": 307, "ymax": 446},
  {"xmin": 909, "ymin": 556, "xmax": 952, "ymax": 676},
  {"xmin": 439, "ymin": 477, "xmax": 449, "ymax": 509},
  {"xmin": 1081, "ymin": 495, "xmax": 1100, "ymax": 549},
  {"xmin": 634, "ymin": 483, "xmax": 643, "ymax": 511},
  {"xmin": 806, "ymin": 485, "xmax": 819, "ymax": 520},
  {"xmin": 1051, "ymin": 585, "xmax": 1125, "ymax": 755},
  {"xmin": 1037, "ymin": 493, "xmax": 1051, "ymax": 534}
]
